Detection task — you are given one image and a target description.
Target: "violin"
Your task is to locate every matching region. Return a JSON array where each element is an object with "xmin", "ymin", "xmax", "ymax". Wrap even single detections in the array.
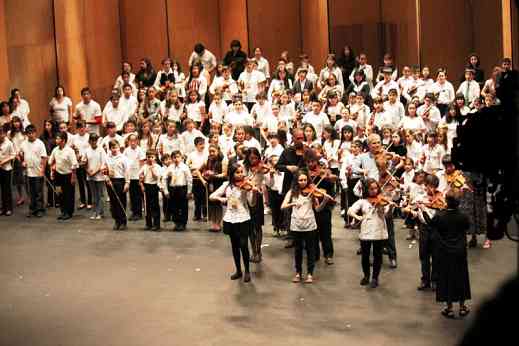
[
  {"xmin": 235, "ymin": 178, "xmax": 256, "ymax": 191},
  {"xmin": 421, "ymin": 191, "xmax": 447, "ymax": 210},
  {"xmin": 368, "ymin": 195, "xmax": 394, "ymax": 208},
  {"xmin": 301, "ymin": 184, "xmax": 334, "ymax": 201},
  {"xmin": 251, "ymin": 162, "xmax": 270, "ymax": 174}
]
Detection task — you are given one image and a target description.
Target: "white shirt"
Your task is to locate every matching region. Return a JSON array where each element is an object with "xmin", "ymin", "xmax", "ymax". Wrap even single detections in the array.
[
  {"xmin": 225, "ymin": 109, "xmax": 254, "ymax": 127},
  {"xmin": 105, "ymin": 152, "xmax": 130, "ymax": 181},
  {"xmin": 161, "ymin": 101, "xmax": 184, "ymax": 123},
  {"xmin": 85, "ymin": 146, "xmax": 107, "ymax": 181},
  {"xmin": 218, "ymin": 134, "xmax": 235, "ymax": 157},
  {"xmin": 71, "ymin": 132, "xmax": 90, "ymax": 162},
  {"xmin": 438, "ymin": 117, "xmax": 459, "ymax": 153},
  {"xmin": 417, "ymin": 104, "xmax": 441, "ymax": 131},
  {"xmin": 318, "ymin": 66, "xmax": 344, "ymax": 88},
  {"xmin": 431, "ymin": 81, "xmax": 455, "ymax": 105},
  {"xmin": 49, "ymin": 97, "xmax": 72, "ymax": 123},
  {"xmin": 210, "ymin": 182, "xmax": 255, "ymax": 223},
  {"xmin": 101, "ymin": 134, "xmax": 124, "ymax": 151},
  {"xmin": 187, "ymin": 150, "xmax": 208, "ymax": 170},
  {"xmin": 405, "ymin": 141, "xmax": 423, "ymax": 167},
  {"xmin": 422, "ymin": 144, "xmax": 445, "ymax": 174},
  {"xmin": 372, "ymin": 80, "xmax": 400, "ymax": 99},
  {"xmin": 350, "ymin": 64, "xmax": 374, "ymax": 88},
  {"xmin": 119, "ymin": 95, "xmax": 138, "ymax": 119},
  {"xmin": 398, "ymin": 116, "xmax": 427, "ymax": 133},
  {"xmin": 139, "ymin": 163, "xmax": 161, "ymax": 185},
  {"xmin": 256, "ymin": 56, "xmax": 270, "ymax": 79},
  {"xmin": 323, "ymin": 139, "xmax": 341, "ymax": 169},
  {"xmin": 49, "ymin": 146, "xmax": 78, "ymax": 175},
  {"xmin": 76, "ymin": 100, "xmax": 102, "ymax": 135},
  {"xmin": 208, "ymin": 102, "xmax": 228, "ymax": 124},
  {"xmin": 186, "ymin": 101, "xmax": 205, "ymax": 122},
  {"xmin": 180, "ymin": 129, "xmax": 206, "ymax": 154},
  {"xmin": 103, "ymin": 105, "xmax": 128, "ymax": 132},
  {"xmin": 238, "ymin": 69, "xmax": 266, "ymax": 103},
  {"xmin": 12, "ymin": 99, "xmax": 31, "ymax": 128},
  {"xmin": 251, "ymin": 101, "xmax": 271, "ymax": 128},
  {"xmin": 264, "ymin": 144, "xmax": 284, "ymax": 159},
  {"xmin": 123, "ymin": 145, "xmax": 145, "ymax": 180},
  {"xmin": 165, "ymin": 162, "xmax": 192, "ymax": 192},
  {"xmin": 158, "ymin": 134, "xmax": 183, "ymax": 157},
  {"xmin": 349, "ymin": 103, "xmax": 371, "ymax": 128},
  {"xmin": 0, "ymin": 138, "xmax": 15, "ymax": 170},
  {"xmin": 286, "ymin": 191, "xmax": 317, "ymax": 232},
  {"xmin": 348, "ymin": 199, "xmax": 389, "ymax": 240},
  {"xmin": 114, "ymin": 72, "xmax": 136, "ymax": 90},
  {"xmin": 263, "ymin": 114, "xmax": 281, "ymax": 134},
  {"xmin": 244, "ymin": 137, "xmax": 262, "ymax": 151},
  {"xmin": 185, "ymin": 76, "xmax": 208, "ymax": 98},
  {"xmin": 383, "ymin": 100, "xmax": 405, "ymax": 128},
  {"xmin": 188, "ymin": 50, "xmax": 217, "ymax": 71},
  {"xmin": 302, "ymin": 112, "xmax": 330, "ymax": 138},
  {"xmin": 457, "ymin": 80, "xmax": 481, "ymax": 106},
  {"xmin": 20, "ymin": 139, "xmax": 47, "ymax": 177},
  {"xmin": 209, "ymin": 76, "xmax": 239, "ymax": 101}
]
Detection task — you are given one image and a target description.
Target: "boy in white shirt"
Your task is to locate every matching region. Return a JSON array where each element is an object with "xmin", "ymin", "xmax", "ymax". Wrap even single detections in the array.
[
  {"xmin": 187, "ymin": 137, "xmax": 209, "ymax": 221},
  {"xmin": 208, "ymin": 92, "xmax": 228, "ymax": 125},
  {"xmin": 49, "ymin": 131, "xmax": 78, "ymax": 220},
  {"xmin": 238, "ymin": 59, "xmax": 267, "ymax": 111},
  {"xmin": 139, "ymin": 150, "xmax": 162, "ymax": 231},
  {"xmin": 180, "ymin": 119, "xmax": 206, "ymax": 155},
  {"xmin": 457, "ymin": 68, "xmax": 481, "ymax": 107},
  {"xmin": 0, "ymin": 126, "xmax": 15, "ymax": 215},
  {"xmin": 225, "ymin": 98, "xmax": 254, "ymax": 127},
  {"xmin": 72, "ymin": 120, "xmax": 92, "ymax": 210},
  {"xmin": 101, "ymin": 122, "xmax": 124, "ymax": 152},
  {"xmin": 417, "ymin": 93, "xmax": 442, "ymax": 132},
  {"xmin": 19, "ymin": 125, "xmax": 47, "ymax": 217},
  {"xmin": 302, "ymin": 101, "xmax": 330, "ymax": 138},
  {"xmin": 104, "ymin": 140, "xmax": 130, "ymax": 230},
  {"xmin": 75, "ymin": 87, "xmax": 102, "ymax": 135},
  {"xmin": 219, "ymin": 123, "xmax": 235, "ymax": 158},
  {"xmin": 124, "ymin": 134, "xmax": 145, "ymax": 221},
  {"xmin": 102, "ymin": 95, "xmax": 128, "ymax": 133},
  {"xmin": 372, "ymin": 67, "xmax": 399, "ymax": 99},
  {"xmin": 158, "ymin": 121, "xmax": 183, "ymax": 160},
  {"xmin": 165, "ymin": 150, "xmax": 193, "ymax": 231},
  {"xmin": 84, "ymin": 133, "xmax": 107, "ymax": 220},
  {"xmin": 383, "ymin": 89, "xmax": 405, "ymax": 129}
]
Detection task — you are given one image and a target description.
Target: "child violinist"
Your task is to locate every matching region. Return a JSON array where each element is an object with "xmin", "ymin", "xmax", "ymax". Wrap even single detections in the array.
[
  {"xmin": 210, "ymin": 163, "xmax": 258, "ymax": 283},
  {"xmin": 104, "ymin": 140, "xmax": 130, "ymax": 230},
  {"xmin": 347, "ymin": 178, "xmax": 392, "ymax": 288},
  {"xmin": 165, "ymin": 150, "xmax": 192, "ymax": 231},
  {"xmin": 281, "ymin": 169, "xmax": 332, "ymax": 284}
]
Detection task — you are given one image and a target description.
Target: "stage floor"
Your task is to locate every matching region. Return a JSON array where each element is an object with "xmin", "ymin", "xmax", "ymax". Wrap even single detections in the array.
[{"xmin": 0, "ymin": 207, "xmax": 516, "ymax": 346}]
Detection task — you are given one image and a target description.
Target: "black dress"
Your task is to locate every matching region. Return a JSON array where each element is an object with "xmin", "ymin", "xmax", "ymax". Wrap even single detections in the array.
[{"xmin": 431, "ymin": 209, "xmax": 471, "ymax": 303}]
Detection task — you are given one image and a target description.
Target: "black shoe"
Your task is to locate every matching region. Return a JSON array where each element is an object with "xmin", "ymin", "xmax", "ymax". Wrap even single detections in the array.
[
  {"xmin": 370, "ymin": 279, "xmax": 378, "ymax": 288},
  {"xmin": 284, "ymin": 240, "xmax": 294, "ymax": 248},
  {"xmin": 390, "ymin": 259, "xmax": 397, "ymax": 269},
  {"xmin": 26, "ymin": 212, "xmax": 33, "ymax": 218},
  {"xmin": 417, "ymin": 282, "xmax": 431, "ymax": 291},
  {"xmin": 57, "ymin": 214, "xmax": 65, "ymax": 220},
  {"xmin": 119, "ymin": 224, "xmax": 128, "ymax": 231},
  {"xmin": 61, "ymin": 214, "xmax": 72, "ymax": 220},
  {"xmin": 230, "ymin": 272, "xmax": 243, "ymax": 280},
  {"xmin": 144, "ymin": 225, "xmax": 152, "ymax": 231},
  {"xmin": 360, "ymin": 277, "xmax": 370, "ymax": 286},
  {"xmin": 152, "ymin": 226, "xmax": 160, "ymax": 232},
  {"xmin": 34, "ymin": 211, "xmax": 44, "ymax": 218},
  {"xmin": 468, "ymin": 236, "xmax": 477, "ymax": 248},
  {"xmin": 113, "ymin": 223, "xmax": 120, "ymax": 230},
  {"xmin": 243, "ymin": 272, "xmax": 251, "ymax": 283},
  {"xmin": 356, "ymin": 248, "xmax": 362, "ymax": 255}
]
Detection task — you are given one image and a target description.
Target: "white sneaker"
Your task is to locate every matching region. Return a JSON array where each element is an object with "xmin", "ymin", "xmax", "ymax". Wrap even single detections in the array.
[
  {"xmin": 95, "ymin": 215, "xmax": 102, "ymax": 220},
  {"xmin": 264, "ymin": 207, "xmax": 271, "ymax": 215},
  {"xmin": 341, "ymin": 209, "xmax": 345, "ymax": 216},
  {"xmin": 90, "ymin": 215, "xmax": 97, "ymax": 220}
]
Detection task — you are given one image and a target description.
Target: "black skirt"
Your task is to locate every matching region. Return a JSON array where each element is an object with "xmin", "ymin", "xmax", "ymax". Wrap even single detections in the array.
[{"xmin": 436, "ymin": 251, "xmax": 471, "ymax": 303}]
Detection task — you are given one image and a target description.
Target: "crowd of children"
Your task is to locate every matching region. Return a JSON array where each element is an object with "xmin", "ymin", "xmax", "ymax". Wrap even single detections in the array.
[{"xmin": 0, "ymin": 43, "xmax": 513, "ymax": 316}]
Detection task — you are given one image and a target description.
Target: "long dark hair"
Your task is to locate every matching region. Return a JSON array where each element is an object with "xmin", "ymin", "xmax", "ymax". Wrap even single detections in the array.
[
  {"xmin": 0, "ymin": 101, "xmax": 11, "ymax": 116},
  {"xmin": 228, "ymin": 163, "xmax": 242, "ymax": 186},
  {"xmin": 362, "ymin": 178, "xmax": 380, "ymax": 198},
  {"xmin": 243, "ymin": 147, "xmax": 261, "ymax": 169},
  {"xmin": 140, "ymin": 58, "xmax": 155, "ymax": 77},
  {"xmin": 290, "ymin": 168, "xmax": 310, "ymax": 198},
  {"xmin": 41, "ymin": 119, "xmax": 57, "ymax": 140}
]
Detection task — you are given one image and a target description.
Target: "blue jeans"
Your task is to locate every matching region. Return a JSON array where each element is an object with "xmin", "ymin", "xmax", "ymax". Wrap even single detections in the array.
[{"xmin": 88, "ymin": 180, "xmax": 105, "ymax": 216}]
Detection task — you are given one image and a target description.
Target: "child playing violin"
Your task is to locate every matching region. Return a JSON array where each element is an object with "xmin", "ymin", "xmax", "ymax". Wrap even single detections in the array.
[
  {"xmin": 347, "ymin": 178, "xmax": 392, "ymax": 288},
  {"xmin": 281, "ymin": 169, "xmax": 332, "ymax": 284}
]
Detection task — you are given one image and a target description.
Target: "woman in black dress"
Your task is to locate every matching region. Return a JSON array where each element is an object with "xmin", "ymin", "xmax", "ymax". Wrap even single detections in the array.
[{"xmin": 431, "ymin": 190, "xmax": 471, "ymax": 318}]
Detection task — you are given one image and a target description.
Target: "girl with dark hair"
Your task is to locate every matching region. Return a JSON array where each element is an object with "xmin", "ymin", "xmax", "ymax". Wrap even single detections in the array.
[
  {"xmin": 337, "ymin": 45, "xmax": 356, "ymax": 89},
  {"xmin": 136, "ymin": 58, "xmax": 157, "ymax": 88},
  {"xmin": 348, "ymin": 178, "xmax": 391, "ymax": 288},
  {"xmin": 461, "ymin": 53, "xmax": 484, "ymax": 88},
  {"xmin": 0, "ymin": 101, "xmax": 12, "ymax": 129},
  {"xmin": 318, "ymin": 54, "xmax": 344, "ymax": 90},
  {"xmin": 210, "ymin": 163, "xmax": 257, "ymax": 283},
  {"xmin": 49, "ymin": 85, "xmax": 72, "ymax": 123},
  {"xmin": 0, "ymin": 125, "xmax": 15, "ymax": 215},
  {"xmin": 201, "ymin": 143, "xmax": 227, "ymax": 232},
  {"xmin": 243, "ymin": 147, "xmax": 265, "ymax": 262},
  {"xmin": 431, "ymin": 190, "xmax": 471, "ymax": 318},
  {"xmin": 281, "ymin": 168, "xmax": 331, "ymax": 283},
  {"xmin": 9, "ymin": 116, "xmax": 26, "ymax": 206},
  {"xmin": 40, "ymin": 119, "xmax": 58, "ymax": 207},
  {"xmin": 185, "ymin": 62, "xmax": 208, "ymax": 100}
]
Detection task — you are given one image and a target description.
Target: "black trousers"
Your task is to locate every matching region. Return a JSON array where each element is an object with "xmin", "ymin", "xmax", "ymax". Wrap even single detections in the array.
[
  {"xmin": 385, "ymin": 215, "xmax": 397, "ymax": 260},
  {"xmin": 268, "ymin": 189, "xmax": 283, "ymax": 229},
  {"xmin": 360, "ymin": 240, "xmax": 384, "ymax": 280},
  {"xmin": 419, "ymin": 225, "xmax": 437, "ymax": 285},
  {"xmin": 0, "ymin": 169, "xmax": 13, "ymax": 213},
  {"xmin": 192, "ymin": 179, "xmax": 207, "ymax": 219},
  {"xmin": 315, "ymin": 209, "xmax": 334, "ymax": 259},
  {"xmin": 224, "ymin": 220, "xmax": 251, "ymax": 274},
  {"xmin": 168, "ymin": 185, "xmax": 188, "ymax": 226},
  {"xmin": 345, "ymin": 177, "xmax": 361, "ymax": 222},
  {"xmin": 162, "ymin": 191, "xmax": 171, "ymax": 221},
  {"xmin": 76, "ymin": 167, "xmax": 92, "ymax": 205},
  {"xmin": 107, "ymin": 178, "xmax": 127, "ymax": 225},
  {"xmin": 144, "ymin": 184, "xmax": 160, "ymax": 228},
  {"xmin": 55, "ymin": 172, "xmax": 75, "ymax": 217},
  {"xmin": 293, "ymin": 231, "xmax": 317, "ymax": 274},
  {"xmin": 129, "ymin": 180, "xmax": 143, "ymax": 217},
  {"xmin": 27, "ymin": 176, "xmax": 44, "ymax": 213}
]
